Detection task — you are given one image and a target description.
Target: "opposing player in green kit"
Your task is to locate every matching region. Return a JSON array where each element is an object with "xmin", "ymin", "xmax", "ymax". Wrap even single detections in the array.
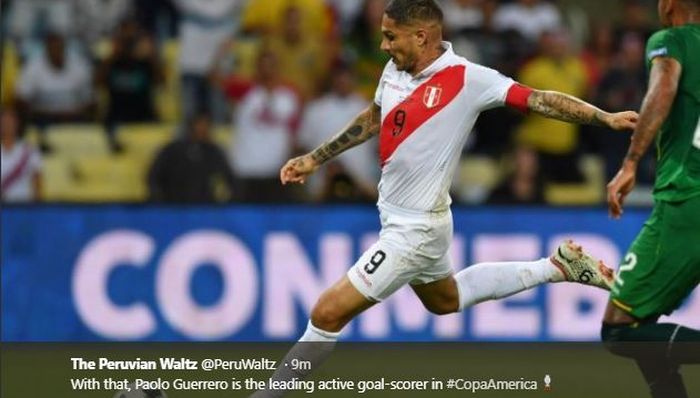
[{"xmin": 601, "ymin": 0, "xmax": 700, "ymax": 397}]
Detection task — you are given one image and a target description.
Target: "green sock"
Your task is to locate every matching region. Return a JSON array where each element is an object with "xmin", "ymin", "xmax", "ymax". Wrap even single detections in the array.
[
  {"xmin": 602, "ymin": 322, "xmax": 699, "ymax": 398},
  {"xmin": 602, "ymin": 322, "xmax": 700, "ymax": 364},
  {"xmin": 636, "ymin": 358, "xmax": 688, "ymax": 398}
]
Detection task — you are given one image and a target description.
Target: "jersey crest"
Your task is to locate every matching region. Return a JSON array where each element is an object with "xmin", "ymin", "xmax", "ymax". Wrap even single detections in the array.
[{"xmin": 423, "ymin": 86, "xmax": 443, "ymax": 109}]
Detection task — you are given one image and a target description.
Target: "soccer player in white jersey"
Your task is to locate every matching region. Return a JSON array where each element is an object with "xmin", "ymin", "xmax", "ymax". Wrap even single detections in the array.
[{"xmin": 252, "ymin": 1, "xmax": 638, "ymax": 396}]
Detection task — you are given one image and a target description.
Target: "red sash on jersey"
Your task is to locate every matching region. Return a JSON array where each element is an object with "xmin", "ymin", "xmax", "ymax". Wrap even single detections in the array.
[
  {"xmin": 379, "ymin": 65, "xmax": 466, "ymax": 166},
  {"xmin": 1, "ymin": 144, "xmax": 33, "ymax": 194}
]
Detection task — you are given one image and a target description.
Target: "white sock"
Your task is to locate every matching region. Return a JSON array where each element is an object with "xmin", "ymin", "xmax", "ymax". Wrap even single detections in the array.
[
  {"xmin": 456, "ymin": 258, "xmax": 564, "ymax": 311},
  {"xmin": 252, "ymin": 322, "xmax": 339, "ymax": 397},
  {"xmin": 299, "ymin": 321, "xmax": 341, "ymax": 342}
]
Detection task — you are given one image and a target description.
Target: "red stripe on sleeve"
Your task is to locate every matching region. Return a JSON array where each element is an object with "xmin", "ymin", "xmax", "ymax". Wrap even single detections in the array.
[{"xmin": 505, "ymin": 83, "xmax": 533, "ymax": 114}]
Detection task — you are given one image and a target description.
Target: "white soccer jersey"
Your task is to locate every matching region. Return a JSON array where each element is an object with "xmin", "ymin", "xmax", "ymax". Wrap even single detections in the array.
[{"xmin": 374, "ymin": 41, "xmax": 530, "ymax": 212}]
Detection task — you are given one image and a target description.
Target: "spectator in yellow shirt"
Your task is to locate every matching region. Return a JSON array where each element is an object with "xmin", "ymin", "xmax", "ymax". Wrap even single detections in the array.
[
  {"xmin": 241, "ymin": 0, "xmax": 332, "ymax": 37},
  {"xmin": 264, "ymin": 5, "xmax": 330, "ymax": 99},
  {"xmin": 1, "ymin": 43, "xmax": 20, "ymax": 107},
  {"xmin": 516, "ymin": 29, "xmax": 588, "ymax": 182}
]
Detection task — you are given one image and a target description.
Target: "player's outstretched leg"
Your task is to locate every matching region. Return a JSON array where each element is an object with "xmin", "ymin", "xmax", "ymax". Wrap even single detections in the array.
[
  {"xmin": 413, "ymin": 240, "xmax": 614, "ymax": 314},
  {"xmin": 450, "ymin": 257, "xmax": 564, "ymax": 310},
  {"xmin": 250, "ymin": 276, "xmax": 374, "ymax": 398},
  {"xmin": 458, "ymin": 240, "xmax": 613, "ymax": 309}
]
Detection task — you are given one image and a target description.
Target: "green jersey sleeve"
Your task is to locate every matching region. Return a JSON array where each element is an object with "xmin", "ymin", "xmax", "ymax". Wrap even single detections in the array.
[{"xmin": 646, "ymin": 29, "xmax": 684, "ymax": 68}]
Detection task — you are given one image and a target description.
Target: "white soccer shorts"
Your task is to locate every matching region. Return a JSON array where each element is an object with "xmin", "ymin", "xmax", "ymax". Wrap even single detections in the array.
[{"xmin": 347, "ymin": 205, "xmax": 453, "ymax": 301}]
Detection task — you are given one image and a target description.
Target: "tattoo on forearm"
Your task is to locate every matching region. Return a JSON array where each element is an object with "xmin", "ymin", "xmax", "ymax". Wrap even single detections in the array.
[
  {"xmin": 310, "ymin": 108, "xmax": 380, "ymax": 164},
  {"xmin": 311, "ymin": 125, "xmax": 363, "ymax": 163},
  {"xmin": 529, "ymin": 91, "xmax": 606, "ymax": 127}
]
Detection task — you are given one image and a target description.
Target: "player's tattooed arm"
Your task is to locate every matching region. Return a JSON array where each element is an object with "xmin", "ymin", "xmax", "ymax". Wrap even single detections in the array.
[
  {"xmin": 528, "ymin": 90, "xmax": 607, "ymax": 125},
  {"xmin": 280, "ymin": 104, "xmax": 381, "ymax": 185},
  {"xmin": 623, "ymin": 57, "xmax": 681, "ymax": 165},
  {"xmin": 310, "ymin": 103, "xmax": 381, "ymax": 164},
  {"xmin": 527, "ymin": 90, "xmax": 638, "ymax": 131}
]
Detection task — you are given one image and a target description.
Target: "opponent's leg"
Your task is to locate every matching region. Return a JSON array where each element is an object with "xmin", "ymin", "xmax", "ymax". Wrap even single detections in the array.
[
  {"xmin": 602, "ymin": 303, "xmax": 700, "ymax": 362},
  {"xmin": 251, "ymin": 276, "xmax": 374, "ymax": 398},
  {"xmin": 601, "ymin": 198, "xmax": 700, "ymax": 398},
  {"xmin": 601, "ymin": 303, "xmax": 700, "ymax": 398}
]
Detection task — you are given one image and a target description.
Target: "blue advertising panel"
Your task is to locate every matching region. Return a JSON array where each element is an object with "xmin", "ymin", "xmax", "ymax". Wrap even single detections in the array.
[{"xmin": 2, "ymin": 205, "xmax": 698, "ymax": 342}]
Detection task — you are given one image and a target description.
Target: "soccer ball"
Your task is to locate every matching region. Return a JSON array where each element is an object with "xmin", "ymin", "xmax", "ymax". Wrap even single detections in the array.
[{"xmin": 113, "ymin": 384, "xmax": 167, "ymax": 398}]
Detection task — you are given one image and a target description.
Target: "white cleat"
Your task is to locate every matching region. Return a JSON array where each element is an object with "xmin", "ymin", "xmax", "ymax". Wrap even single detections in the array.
[{"xmin": 550, "ymin": 240, "xmax": 614, "ymax": 290}]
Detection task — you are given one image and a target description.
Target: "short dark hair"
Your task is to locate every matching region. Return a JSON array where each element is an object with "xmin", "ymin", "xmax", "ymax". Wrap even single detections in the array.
[{"xmin": 384, "ymin": 0, "xmax": 443, "ymax": 26}]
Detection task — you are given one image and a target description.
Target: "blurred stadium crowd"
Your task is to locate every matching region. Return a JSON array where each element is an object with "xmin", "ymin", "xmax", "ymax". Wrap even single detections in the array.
[{"xmin": 0, "ymin": 0, "xmax": 659, "ymax": 205}]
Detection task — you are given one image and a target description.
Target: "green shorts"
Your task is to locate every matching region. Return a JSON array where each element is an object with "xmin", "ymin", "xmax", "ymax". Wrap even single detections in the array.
[{"xmin": 610, "ymin": 195, "xmax": 700, "ymax": 319}]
